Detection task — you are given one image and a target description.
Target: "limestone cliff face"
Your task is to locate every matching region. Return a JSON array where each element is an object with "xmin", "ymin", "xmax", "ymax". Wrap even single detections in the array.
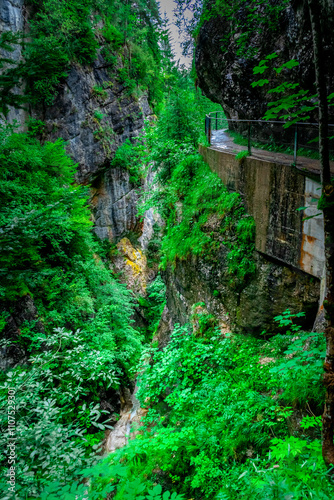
[
  {"xmin": 1, "ymin": 0, "xmax": 152, "ymax": 247},
  {"xmin": 40, "ymin": 60, "xmax": 152, "ymax": 243},
  {"xmin": 195, "ymin": 0, "xmax": 334, "ymax": 121},
  {"xmin": 41, "ymin": 60, "xmax": 151, "ymax": 184}
]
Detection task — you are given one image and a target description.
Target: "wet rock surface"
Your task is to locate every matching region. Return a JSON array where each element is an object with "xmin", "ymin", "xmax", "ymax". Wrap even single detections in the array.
[
  {"xmin": 104, "ymin": 385, "xmax": 148, "ymax": 455},
  {"xmin": 195, "ymin": 1, "xmax": 334, "ymax": 121},
  {"xmin": 161, "ymin": 249, "xmax": 320, "ymax": 337}
]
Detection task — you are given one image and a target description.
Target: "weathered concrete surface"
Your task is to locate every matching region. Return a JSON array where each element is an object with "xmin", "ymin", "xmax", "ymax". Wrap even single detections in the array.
[
  {"xmin": 301, "ymin": 178, "xmax": 325, "ymax": 278},
  {"xmin": 199, "ymin": 145, "xmax": 325, "ymax": 280}
]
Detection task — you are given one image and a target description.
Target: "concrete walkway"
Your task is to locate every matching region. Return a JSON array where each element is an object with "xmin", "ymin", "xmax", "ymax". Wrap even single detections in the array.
[{"xmin": 211, "ymin": 129, "xmax": 334, "ymax": 176}]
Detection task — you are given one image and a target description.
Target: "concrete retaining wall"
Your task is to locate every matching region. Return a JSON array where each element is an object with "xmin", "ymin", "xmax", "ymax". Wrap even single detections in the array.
[{"xmin": 199, "ymin": 145, "xmax": 325, "ymax": 279}]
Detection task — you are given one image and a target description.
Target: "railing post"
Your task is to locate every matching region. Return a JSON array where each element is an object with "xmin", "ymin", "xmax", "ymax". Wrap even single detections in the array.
[
  {"xmin": 205, "ymin": 116, "xmax": 208, "ymax": 140},
  {"xmin": 216, "ymin": 111, "xmax": 218, "ymax": 131},
  {"xmin": 293, "ymin": 125, "xmax": 298, "ymax": 165},
  {"xmin": 208, "ymin": 117, "xmax": 211, "ymax": 145},
  {"xmin": 248, "ymin": 121, "xmax": 251, "ymax": 155}
]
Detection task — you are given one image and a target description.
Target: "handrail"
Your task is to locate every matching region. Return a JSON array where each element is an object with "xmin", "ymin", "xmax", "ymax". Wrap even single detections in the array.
[
  {"xmin": 205, "ymin": 112, "xmax": 334, "ymax": 164},
  {"xmin": 206, "ymin": 113, "xmax": 334, "ymax": 128}
]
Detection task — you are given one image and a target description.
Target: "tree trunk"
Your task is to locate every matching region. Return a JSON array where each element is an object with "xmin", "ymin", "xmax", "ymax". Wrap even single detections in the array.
[{"xmin": 308, "ymin": 0, "xmax": 334, "ymax": 469}]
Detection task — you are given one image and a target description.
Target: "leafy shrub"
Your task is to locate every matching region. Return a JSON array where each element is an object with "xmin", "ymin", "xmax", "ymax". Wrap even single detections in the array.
[
  {"xmin": 0, "ymin": 126, "xmax": 143, "ymax": 496},
  {"xmin": 111, "ymin": 138, "xmax": 145, "ymax": 184},
  {"xmin": 270, "ymin": 310, "xmax": 325, "ymax": 407},
  {"xmin": 91, "ymin": 85, "xmax": 108, "ymax": 100},
  {"xmin": 26, "ymin": 117, "xmax": 46, "ymax": 138},
  {"xmin": 107, "ymin": 318, "xmax": 330, "ymax": 500},
  {"xmin": 36, "ymin": 461, "xmax": 185, "ymax": 499},
  {"xmin": 111, "ymin": 325, "xmax": 289, "ymax": 499},
  {"xmin": 139, "ymin": 88, "xmax": 255, "ymax": 284},
  {"xmin": 103, "ymin": 21, "xmax": 124, "ymax": 49},
  {"xmin": 94, "ymin": 109, "xmax": 105, "ymax": 121},
  {"xmin": 0, "ymin": 328, "xmax": 111, "ymax": 498}
]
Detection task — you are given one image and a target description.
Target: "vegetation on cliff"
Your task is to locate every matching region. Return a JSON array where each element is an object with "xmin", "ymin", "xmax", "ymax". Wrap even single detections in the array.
[
  {"xmin": 140, "ymin": 77, "xmax": 256, "ymax": 284},
  {"xmin": 0, "ymin": 0, "xmax": 167, "ymax": 113},
  {"xmin": 1, "ymin": 0, "xmax": 333, "ymax": 498},
  {"xmin": 0, "ymin": 124, "xmax": 144, "ymax": 497}
]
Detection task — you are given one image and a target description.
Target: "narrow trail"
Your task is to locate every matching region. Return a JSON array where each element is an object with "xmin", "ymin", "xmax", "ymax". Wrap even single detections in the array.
[{"xmin": 211, "ymin": 129, "xmax": 334, "ymax": 175}]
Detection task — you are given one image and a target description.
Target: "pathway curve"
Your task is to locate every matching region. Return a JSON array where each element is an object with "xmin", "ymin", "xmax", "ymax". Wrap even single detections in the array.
[{"xmin": 211, "ymin": 129, "xmax": 334, "ymax": 175}]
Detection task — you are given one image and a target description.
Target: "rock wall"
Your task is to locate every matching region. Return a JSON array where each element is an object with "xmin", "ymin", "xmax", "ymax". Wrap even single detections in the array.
[
  {"xmin": 0, "ymin": 0, "xmax": 27, "ymax": 126},
  {"xmin": 41, "ymin": 59, "xmax": 151, "ymax": 184},
  {"xmin": 195, "ymin": 0, "xmax": 334, "ymax": 121},
  {"xmin": 161, "ymin": 242, "xmax": 319, "ymax": 338},
  {"xmin": 39, "ymin": 58, "xmax": 152, "ymax": 243}
]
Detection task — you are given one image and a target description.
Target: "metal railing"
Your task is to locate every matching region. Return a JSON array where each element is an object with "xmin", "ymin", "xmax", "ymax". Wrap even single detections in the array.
[{"xmin": 205, "ymin": 111, "xmax": 334, "ymax": 165}]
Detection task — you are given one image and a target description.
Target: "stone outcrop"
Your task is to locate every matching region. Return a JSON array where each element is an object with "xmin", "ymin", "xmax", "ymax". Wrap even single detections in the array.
[
  {"xmin": 195, "ymin": 0, "xmax": 334, "ymax": 121},
  {"xmin": 41, "ymin": 59, "xmax": 151, "ymax": 184},
  {"xmin": 112, "ymin": 237, "xmax": 154, "ymax": 296},
  {"xmin": 161, "ymin": 248, "xmax": 319, "ymax": 337}
]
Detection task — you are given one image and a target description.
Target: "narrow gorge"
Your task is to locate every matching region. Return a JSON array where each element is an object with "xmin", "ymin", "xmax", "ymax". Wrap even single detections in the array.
[{"xmin": 1, "ymin": 1, "xmax": 334, "ymax": 499}]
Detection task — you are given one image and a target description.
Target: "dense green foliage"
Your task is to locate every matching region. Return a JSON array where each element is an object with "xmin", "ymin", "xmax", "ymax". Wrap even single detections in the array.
[
  {"xmin": 0, "ymin": 125, "xmax": 144, "ymax": 497},
  {"xmin": 0, "ymin": 0, "xmax": 169, "ymax": 113},
  {"xmin": 57, "ymin": 312, "xmax": 329, "ymax": 499},
  {"xmin": 111, "ymin": 137, "xmax": 146, "ymax": 185},
  {"xmin": 116, "ymin": 317, "xmax": 328, "ymax": 500},
  {"xmin": 139, "ymin": 78, "xmax": 256, "ymax": 283}
]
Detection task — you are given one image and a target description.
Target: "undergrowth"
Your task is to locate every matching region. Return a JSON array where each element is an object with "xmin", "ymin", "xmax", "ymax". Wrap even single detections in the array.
[
  {"xmin": 52, "ymin": 311, "xmax": 330, "ymax": 499},
  {"xmin": 139, "ymin": 80, "xmax": 256, "ymax": 285},
  {"xmin": 0, "ymin": 124, "xmax": 144, "ymax": 498}
]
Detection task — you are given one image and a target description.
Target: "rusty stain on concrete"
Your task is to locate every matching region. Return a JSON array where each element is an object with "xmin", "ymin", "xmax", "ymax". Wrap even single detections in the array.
[{"xmin": 199, "ymin": 145, "xmax": 325, "ymax": 281}]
